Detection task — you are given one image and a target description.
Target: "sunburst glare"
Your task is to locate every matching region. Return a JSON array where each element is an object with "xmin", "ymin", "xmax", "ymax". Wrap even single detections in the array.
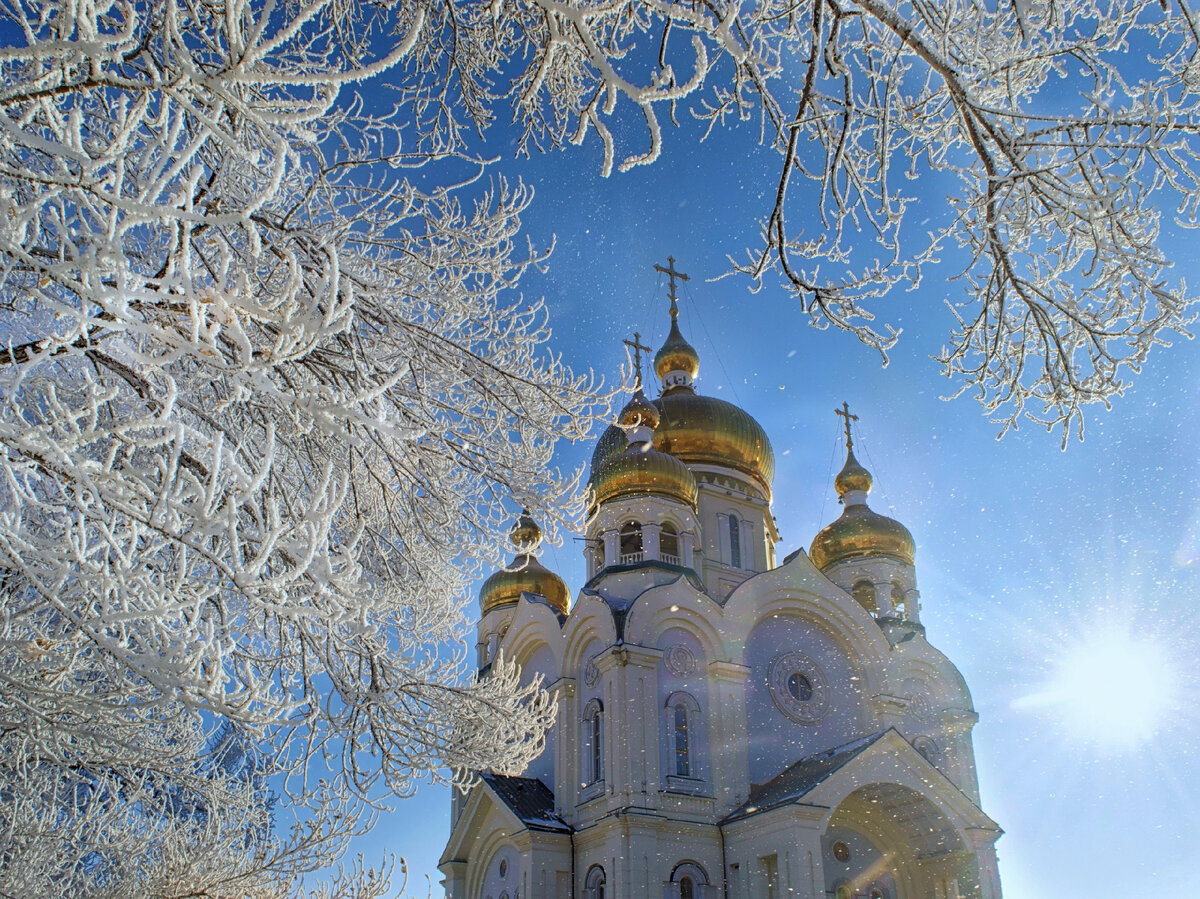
[{"xmin": 1013, "ymin": 621, "xmax": 1181, "ymax": 755}]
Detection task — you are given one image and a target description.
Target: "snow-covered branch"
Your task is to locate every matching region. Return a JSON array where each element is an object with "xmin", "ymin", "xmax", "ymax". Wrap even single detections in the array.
[
  {"xmin": 0, "ymin": 1, "xmax": 604, "ymax": 893},
  {"xmin": 418, "ymin": 0, "xmax": 1197, "ymax": 437}
]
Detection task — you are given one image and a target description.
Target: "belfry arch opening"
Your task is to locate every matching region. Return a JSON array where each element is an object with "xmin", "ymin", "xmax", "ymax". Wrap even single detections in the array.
[{"xmin": 619, "ymin": 520, "xmax": 643, "ymax": 563}]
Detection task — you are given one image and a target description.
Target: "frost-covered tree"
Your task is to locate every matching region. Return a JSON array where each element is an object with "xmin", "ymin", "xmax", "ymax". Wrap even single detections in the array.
[
  {"xmin": 0, "ymin": 0, "xmax": 602, "ymax": 894},
  {"xmin": 398, "ymin": 0, "xmax": 1197, "ymax": 439},
  {"xmin": 5, "ymin": 0, "xmax": 1198, "ymax": 893}
]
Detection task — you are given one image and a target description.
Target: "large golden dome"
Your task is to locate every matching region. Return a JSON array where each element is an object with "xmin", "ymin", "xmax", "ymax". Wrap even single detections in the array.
[
  {"xmin": 479, "ymin": 515, "xmax": 570, "ymax": 615},
  {"xmin": 590, "ymin": 392, "xmax": 775, "ymax": 498},
  {"xmin": 809, "ymin": 450, "xmax": 914, "ymax": 569}
]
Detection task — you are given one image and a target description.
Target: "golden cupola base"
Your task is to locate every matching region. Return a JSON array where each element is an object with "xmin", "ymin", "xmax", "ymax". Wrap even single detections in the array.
[
  {"xmin": 809, "ymin": 448, "xmax": 915, "ymax": 570},
  {"xmin": 479, "ymin": 513, "xmax": 570, "ymax": 615},
  {"xmin": 588, "ymin": 389, "xmax": 698, "ymax": 512}
]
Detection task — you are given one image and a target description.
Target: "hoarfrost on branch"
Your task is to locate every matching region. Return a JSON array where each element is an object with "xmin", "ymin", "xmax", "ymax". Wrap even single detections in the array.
[
  {"xmin": 407, "ymin": 0, "xmax": 1198, "ymax": 438},
  {"xmin": 0, "ymin": 1, "xmax": 600, "ymax": 894}
]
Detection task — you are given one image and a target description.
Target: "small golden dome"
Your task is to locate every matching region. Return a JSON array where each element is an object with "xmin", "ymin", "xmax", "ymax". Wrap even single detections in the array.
[
  {"xmin": 509, "ymin": 511, "xmax": 543, "ymax": 552},
  {"xmin": 619, "ymin": 388, "xmax": 660, "ymax": 431},
  {"xmin": 590, "ymin": 393, "xmax": 776, "ymax": 498},
  {"xmin": 589, "ymin": 442, "xmax": 698, "ymax": 511},
  {"xmin": 654, "ymin": 318, "xmax": 700, "ymax": 384},
  {"xmin": 479, "ymin": 557, "xmax": 570, "ymax": 615},
  {"xmin": 834, "ymin": 449, "xmax": 873, "ymax": 496},
  {"xmin": 810, "ymin": 450, "xmax": 914, "ymax": 569},
  {"xmin": 479, "ymin": 514, "xmax": 569, "ymax": 615}
]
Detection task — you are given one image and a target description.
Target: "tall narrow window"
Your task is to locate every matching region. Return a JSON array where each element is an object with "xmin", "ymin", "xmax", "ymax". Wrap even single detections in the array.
[
  {"xmin": 591, "ymin": 705, "xmax": 603, "ymax": 783},
  {"xmin": 679, "ymin": 877, "xmax": 694, "ymax": 899},
  {"xmin": 728, "ymin": 516, "xmax": 741, "ymax": 568},
  {"xmin": 674, "ymin": 703, "xmax": 690, "ymax": 776}
]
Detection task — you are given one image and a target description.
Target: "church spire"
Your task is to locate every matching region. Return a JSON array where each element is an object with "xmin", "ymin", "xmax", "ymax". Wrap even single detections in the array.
[
  {"xmin": 652, "ymin": 257, "xmax": 700, "ymax": 393},
  {"xmin": 834, "ymin": 402, "xmax": 873, "ymax": 503}
]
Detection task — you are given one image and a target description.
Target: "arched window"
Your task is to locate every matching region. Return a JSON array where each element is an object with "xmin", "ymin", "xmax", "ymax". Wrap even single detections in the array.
[
  {"xmin": 913, "ymin": 735, "xmax": 939, "ymax": 765},
  {"xmin": 582, "ymin": 699, "xmax": 604, "ymax": 785},
  {"xmin": 663, "ymin": 692, "xmax": 703, "ymax": 787},
  {"xmin": 671, "ymin": 861, "xmax": 708, "ymax": 899},
  {"xmin": 852, "ymin": 580, "xmax": 877, "ymax": 613},
  {"xmin": 891, "ymin": 582, "xmax": 906, "ymax": 616},
  {"xmin": 584, "ymin": 865, "xmax": 606, "ymax": 899},
  {"xmin": 673, "ymin": 703, "xmax": 690, "ymax": 776},
  {"xmin": 728, "ymin": 516, "xmax": 741, "ymax": 568},
  {"xmin": 660, "ymin": 521, "xmax": 679, "ymax": 564},
  {"xmin": 619, "ymin": 520, "xmax": 643, "ymax": 564}
]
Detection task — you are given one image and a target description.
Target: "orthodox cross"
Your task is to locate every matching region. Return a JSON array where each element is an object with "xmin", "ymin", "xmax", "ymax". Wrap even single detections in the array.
[
  {"xmin": 835, "ymin": 401, "xmax": 858, "ymax": 450},
  {"xmin": 653, "ymin": 256, "xmax": 690, "ymax": 319},
  {"xmin": 623, "ymin": 331, "xmax": 652, "ymax": 387}
]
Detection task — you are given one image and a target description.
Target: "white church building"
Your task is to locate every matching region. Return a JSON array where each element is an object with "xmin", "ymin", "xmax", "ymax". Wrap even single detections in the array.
[{"xmin": 440, "ymin": 274, "xmax": 1003, "ymax": 899}]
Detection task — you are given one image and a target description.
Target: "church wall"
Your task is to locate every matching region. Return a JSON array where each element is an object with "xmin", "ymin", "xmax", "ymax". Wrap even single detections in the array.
[
  {"xmin": 480, "ymin": 843, "xmax": 520, "ymax": 899},
  {"xmin": 743, "ymin": 613, "xmax": 869, "ymax": 784},
  {"xmin": 571, "ymin": 637, "xmax": 605, "ymax": 817},
  {"xmin": 516, "ymin": 643, "xmax": 558, "ymax": 786},
  {"xmin": 721, "ymin": 806, "xmax": 828, "ymax": 899},
  {"xmin": 654, "ymin": 626, "xmax": 710, "ymax": 793}
]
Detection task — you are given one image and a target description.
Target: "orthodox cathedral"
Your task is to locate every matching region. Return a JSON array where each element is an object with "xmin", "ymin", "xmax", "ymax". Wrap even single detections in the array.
[{"xmin": 440, "ymin": 266, "xmax": 1003, "ymax": 899}]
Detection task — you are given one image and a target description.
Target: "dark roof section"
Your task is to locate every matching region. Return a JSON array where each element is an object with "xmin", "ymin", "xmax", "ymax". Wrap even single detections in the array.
[
  {"xmin": 480, "ymin": 773, "xmax": 571, "ymax": 833},
  {"xmin": 580, "ymin": 566, "xmax": 708, "ymax": 640},
  {"xmin": 722, "ymin": 731, "xmax": 889, "ymax": 824}
]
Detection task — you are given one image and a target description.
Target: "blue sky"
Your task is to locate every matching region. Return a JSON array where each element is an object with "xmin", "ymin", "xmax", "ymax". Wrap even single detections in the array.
[{"xmin": 359, "ymin": 93, "xmax": 1200, "ymax": 897}]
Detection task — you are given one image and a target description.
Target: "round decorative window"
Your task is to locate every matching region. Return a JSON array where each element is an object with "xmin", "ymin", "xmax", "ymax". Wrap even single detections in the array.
[
  {"xmin": 499, "ymin": 859, "xmax": 508, "ymax": 878},
  {"xmin": 832, "ymin": 841, "xmax": 851, "ymax": 862},
  {"xmin": 583, "ymin": 656, "xmax": 600, "ymax": 687},
  {"xmin": 768, "ymin": 651, "xmax": 830, "ymax": 723},
  {"xmin": 787, "ymin": 672, "xmax": 813, "ymax": 702}
]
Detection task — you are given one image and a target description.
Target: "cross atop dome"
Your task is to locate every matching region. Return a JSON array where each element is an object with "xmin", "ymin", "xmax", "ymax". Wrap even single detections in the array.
[
  {"xmin": 835, "ymin": 401, "xmax": 859, "ymax": 451},
  {"xmin": 653, "ymin": 256, "xmax": 690, "ymax": 320},
  {"xmin": 623, "ymin": 331, "xmax": 652, "ymax": 388}
]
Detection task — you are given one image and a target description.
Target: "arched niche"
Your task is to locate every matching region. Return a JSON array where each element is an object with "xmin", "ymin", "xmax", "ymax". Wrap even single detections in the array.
[{"xmin": 823, "ymin": 782, "xmax": 981, "ymax": 899}]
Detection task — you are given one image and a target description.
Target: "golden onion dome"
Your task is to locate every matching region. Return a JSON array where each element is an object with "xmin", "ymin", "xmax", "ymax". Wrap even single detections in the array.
[
  {"xmin": 654, "ymin": 318, "xmax": 700, "ymax": 385},
  {"xmin": 809, "ymin": 504, "xmax": 916, "ymax": 569},
  {"xmin": 809, "ymin": 451, "xmax": 914, "ymax": 570},
  {"xmin": 619, "ymin": 387, "xmax": 660, "ymax": 431},
  {"xmin": 834, "ymin": 449, "xmax": 873, "ymax": 496},
  {"xmin": 589, "ymin": 441, "xmax": 698, "ymax": 511},
  {"xmin": 589, "ymin": 392, "xmax": 775, "ymax": 498},
  {"xmin": 509, "ymin": 510, "xmax": 543, "ymax": 552},
  {"xmin": 479, "ymin": 515, "xmax": 570, "ymax": 615}
]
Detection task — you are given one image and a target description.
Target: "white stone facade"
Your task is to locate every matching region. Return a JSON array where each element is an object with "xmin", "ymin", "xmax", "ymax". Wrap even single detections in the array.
[{"xmin": 441, "ymin": 314, "xmax": 1002, "ymax": 899}]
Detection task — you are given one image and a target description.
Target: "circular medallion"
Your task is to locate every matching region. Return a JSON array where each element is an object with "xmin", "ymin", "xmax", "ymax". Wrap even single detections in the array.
[
  {"xmin": 832, "ymin": 840, "xmax": 851, "ymax": 862},
  {"xmin": 664, "ymin": 643, "xmax": 697, "ymax": 678},
  {"xmin": 768, "ymin": 651, "xmax": 830, "ymax": 723},
  {"xmin": 583, "ymin": 656, "xmax": 600, "ymax": 687},
  {"xmin": 907, "ymin": 692, "xmax": 934, "ymax": 722}
]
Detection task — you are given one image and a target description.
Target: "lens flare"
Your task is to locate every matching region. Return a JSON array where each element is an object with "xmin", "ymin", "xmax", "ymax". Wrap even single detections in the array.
[{"xmin": 1013, "ymin": 623, "xmax": 1180, "ymax": 754}]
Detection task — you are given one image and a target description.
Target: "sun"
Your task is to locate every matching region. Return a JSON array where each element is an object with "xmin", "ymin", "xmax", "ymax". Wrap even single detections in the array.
[{"xmin": 1014, "ymin": 622, "xmax": 1181, "ymax": 755}]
